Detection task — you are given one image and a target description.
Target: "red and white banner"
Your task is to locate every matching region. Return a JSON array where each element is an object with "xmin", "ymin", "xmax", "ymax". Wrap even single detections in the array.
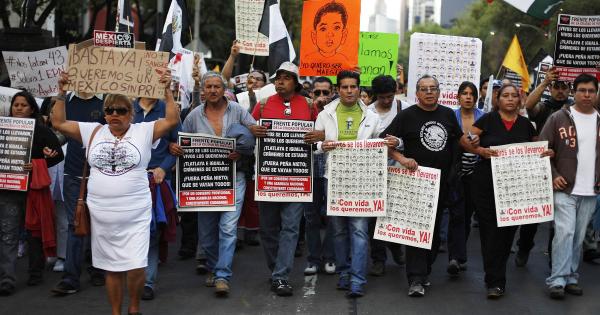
[{"xmin": 0, "ymin": 117, "xmax": 35, "ymax": 191}]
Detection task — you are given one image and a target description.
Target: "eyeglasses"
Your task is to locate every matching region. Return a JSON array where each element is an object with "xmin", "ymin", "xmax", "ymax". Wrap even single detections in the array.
[
  {"xmin": 576, "ymin": 88, "xmax": 597, "ymax": 95},
  {"xmin": 313, "ymin": 89, "xmax": 331, "ymax": 97},
  {"xmin": 104, "ymin": 107, "xmax": 129, "ymax": 116},
  {"xmin": 283, "ymin": 101, "xmax": 291, "ymax": 116},
  {"xmin": 418, "ymin": 86, "xmax": 439, "ymax": 93}
]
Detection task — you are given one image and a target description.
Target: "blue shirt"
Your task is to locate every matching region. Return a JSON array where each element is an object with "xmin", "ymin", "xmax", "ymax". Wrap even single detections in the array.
[
  {"xmin": 183, "ymin": 98, "xmax": 256, "ymax": 137},
  {"xmin": 64, "ymin": 94, "xmax": 105, "ymax": 177},
  {"xmin": 133, "ymin": 99, "xmax": 181, "ymax": 180}
]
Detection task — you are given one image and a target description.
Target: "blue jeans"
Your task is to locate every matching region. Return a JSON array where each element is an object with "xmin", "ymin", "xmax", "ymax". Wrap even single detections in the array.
[
  {"xmin": 258, "ymin": 202, "xmax": 304, "ymax": 281},
  {"xmin": 304, "ymin": 178, "xmax": 334, "ymax": 266},
  {"xmin": 331, "ymin": 216, "xmax": 369, "ymax": 286},
  {"xmin": 145, "ymin": 232, "xmax": 159, "ymax": 288},
  {"xmin": 197, "ymin": 172, "xmax": 245, "ymax": 282},
  {"xmin": 546, "ymin": 192, "xmax": 597, "ymax": 288}
]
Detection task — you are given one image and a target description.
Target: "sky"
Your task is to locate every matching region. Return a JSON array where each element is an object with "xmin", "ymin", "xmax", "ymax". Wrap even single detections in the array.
[{"xmin": 360, "ymin": 0, "xmax": 402, "ymax": 31}]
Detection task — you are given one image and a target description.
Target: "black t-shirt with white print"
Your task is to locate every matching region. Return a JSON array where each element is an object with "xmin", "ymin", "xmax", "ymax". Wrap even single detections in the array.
[{"xmin": 382, "ymin": 104, "xmax": 463, "ymax": 175}]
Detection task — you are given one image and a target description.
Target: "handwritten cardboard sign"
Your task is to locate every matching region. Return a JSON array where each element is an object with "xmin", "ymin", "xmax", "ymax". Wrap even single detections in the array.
[
  {"xmin": 66, "ymin": 41, "xmax": 169, "ymax": 99},
  {"xmin": 2, "ymin": 46, "xmax": 67, "ymax": 97}
]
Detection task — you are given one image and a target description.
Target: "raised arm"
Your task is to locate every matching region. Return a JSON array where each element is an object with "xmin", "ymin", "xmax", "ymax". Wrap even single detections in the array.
[
  {"xmin": 222, "ymin": 40, "xmax": 241, "ymax": 84},
  {"xmin": 153, "ymin": 69, "xmax": 180, "ymax": 142},
  {"xmin": 50, "ymin": 72, "xmax": 83, "ymax": 143},
  {"xmin": 525, "ymin": 67, "xmax": 558, "ymax": 110}
]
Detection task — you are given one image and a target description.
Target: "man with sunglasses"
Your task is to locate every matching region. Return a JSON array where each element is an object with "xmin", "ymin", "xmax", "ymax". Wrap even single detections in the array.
[
  {"xmin": 381, "ymin": 75, "xmax": 463, "ymax": 297},
  {"xmin": 249, "ymin": 62, "xmax": 323, "ymax": 296}
]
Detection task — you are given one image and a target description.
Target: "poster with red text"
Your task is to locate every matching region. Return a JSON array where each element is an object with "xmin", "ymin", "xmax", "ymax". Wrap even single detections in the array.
[
  {"xmin": 326, "ymin": 139, "xmax": 387, "ymax": 217},
  {"xmin": 491, "ymin": 141, "xmax": 554, "ymax": 227},
  {"xmin": 554, "ymin": 14, "xmax": 600, "ymax": 82},
  {"xmin": 373, "ymin": 166, "xmax": 440, "ymax": 250},
  {"xmin": 0, "ymin": 117, "xmax": 35, "ymax": 191}
]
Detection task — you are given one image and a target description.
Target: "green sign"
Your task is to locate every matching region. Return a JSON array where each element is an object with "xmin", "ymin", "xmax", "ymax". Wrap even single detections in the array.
[{"xmin": 328, "ymin": 32, "xmax": 399, "ymax": 86}]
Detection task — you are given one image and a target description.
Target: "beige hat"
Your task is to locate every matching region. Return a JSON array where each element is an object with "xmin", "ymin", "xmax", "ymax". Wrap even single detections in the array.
[{"xmin": 272, "ymin": 61, "xmax": 299, "ymax": 82}]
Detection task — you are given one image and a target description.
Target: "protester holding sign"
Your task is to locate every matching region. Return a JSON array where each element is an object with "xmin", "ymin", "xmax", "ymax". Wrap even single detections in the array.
[
  {"xmin": 170, "ymin": 72, "xmax": 256, "ymax": 297},
  {"xmin": 460, "ymin": 84, "xmax": 552, "ymax": 299},
  {"xmin": 541, "ymin": 74, "xmax": 599, "ymax": 300},
  {"xmin": 51, "ymin": 71, "xmax": 179, "ymax": 314},
  {"xmin": 0, "ymin": 91, "xmax": 63, "ymax": 296},
  {"xmin": 381, "ymin": 75, "xmax": 464, "ymax": 297}
]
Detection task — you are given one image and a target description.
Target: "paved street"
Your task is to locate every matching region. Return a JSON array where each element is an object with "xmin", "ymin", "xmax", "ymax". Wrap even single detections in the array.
[{"xmin": 3, "ymin": 223, "xmax": 600, "ymax": 315}]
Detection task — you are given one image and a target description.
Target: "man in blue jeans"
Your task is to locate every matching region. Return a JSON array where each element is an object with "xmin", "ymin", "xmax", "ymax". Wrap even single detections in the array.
[
  {"xmin": 51, "ymin": 92, "xmax": 106, "ymax": 295},
  {"xmin": 171, "ymin": 72, "xmax": 256, "ymax": 296},
  {"xmin": 133, "ymin": 96, "xmax": 181, "ymax": 300}
]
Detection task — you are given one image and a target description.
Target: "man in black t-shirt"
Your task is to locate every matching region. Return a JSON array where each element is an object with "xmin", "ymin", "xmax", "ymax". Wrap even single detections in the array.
[{"xmin": 382, "ymin": 75, "xmax": 464, "ymax": 297}]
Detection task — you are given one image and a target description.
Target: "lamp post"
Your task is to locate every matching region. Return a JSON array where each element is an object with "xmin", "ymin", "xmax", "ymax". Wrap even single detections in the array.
[{"xmin": 515, "ymin": 22, "xmax": 550, "ymax": 38}]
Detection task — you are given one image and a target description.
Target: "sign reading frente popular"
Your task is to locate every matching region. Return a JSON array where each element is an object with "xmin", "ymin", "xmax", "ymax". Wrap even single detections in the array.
[
  {"xmin": 554, "ymin": 14, "xmax": 600, "ymax": 82},
  {"xmin": 299, "ymin": 0, "xmax": 361, "ymax": 76},
  {"xmin": 235, "ymin": 0, "xmax": 269, "ymax": 56},
  {"xmin": 93, "ymin": 30, "xmax": 135, "ymax": 48},
  {"xmin": 2, "ymin": 46, "xmax": 67, "ymax": 97},
  {"xmin": 66, "ymin": 40, "xmax": 169, "ymax": 99},
  {"xmin": 0, "ymin": 117, "xmax": 35, "ymax": 191}
]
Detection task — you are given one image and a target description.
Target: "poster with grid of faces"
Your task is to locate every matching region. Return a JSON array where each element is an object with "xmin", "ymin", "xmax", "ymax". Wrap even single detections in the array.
[
  {"xmin": 373, "ymin": 166, "xmax": 440, "ymax": 250},
  {"xmin": 491, "ymin": 141, "xmax": 554, "ymax": 227},
  {"xmin": 407, "ymin": 33, "xmax": 482, "ymax": 109},
  {"xmin": 235, "ymin": 0, "xmax": 269, "ymax": 56},
  {"xmin": 326, "ymin": 139, "xmax": 387, "ymax": 217}
]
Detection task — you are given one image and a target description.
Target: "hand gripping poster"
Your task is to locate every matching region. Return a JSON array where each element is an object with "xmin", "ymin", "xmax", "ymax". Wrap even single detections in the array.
[
  {"xmin": 299, "ymin": 0, "xmax": 361, "ymax": 76},
  {"xmin": 326, "ymin": 139, "xmax": 387, "ymax": 217},
  {"xmin": 255, "ymin": 119, "xmax": 314, "ymax": 202},
  {"xmin": 176, "ymin": 133, "xmax": 236, "ymax": 212},
  {"xmin": 491, "ymin": 141, "xmax": 554, "ymax": 227},
  {"xmin": 374, "ymin": 166, "xmax": 441, "ymax": 250}
]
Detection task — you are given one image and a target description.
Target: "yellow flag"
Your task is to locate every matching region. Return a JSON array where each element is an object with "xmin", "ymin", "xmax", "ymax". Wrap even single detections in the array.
[
  {"xmin": 502, "ymin": 35, "xmax": 530, "ymax": 92},
  {"xmin": 212, "ymin": 64, "xmax": 221, "ymax": 73}
]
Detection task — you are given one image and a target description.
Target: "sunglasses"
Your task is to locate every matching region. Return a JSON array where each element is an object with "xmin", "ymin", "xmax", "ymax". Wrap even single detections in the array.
[
  {"xmin": 313, "ymin": 89, "xmax": 331, "ymax": 97},
  {"xmin": 104, "ymin": 107, "xmax": 129, "ymax": 116}
]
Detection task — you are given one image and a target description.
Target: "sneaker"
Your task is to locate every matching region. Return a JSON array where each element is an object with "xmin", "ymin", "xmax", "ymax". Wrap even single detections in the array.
[
  {"xmin": 515, "ymin": 250, "xmax": 530, "ymax": 267},
  {"xmin": 304, "ymin": 264, "xmax": 318, "ymax": 275},
  {"xmin": 141, "ymin": 286, "xmax": 155, "ymax": 300},
  {"xmin": 90, "ymin": 272, "xmax": 105, "ymax": 286},
  {"xmin": 336, "ymin": 276, "xmax": 350, "ymax": 290},
  {"xmin": 205, "ymin": 273, "xmax": 216, "ymax": 287},
  {"xmin": 324, "ymin": 262, "xmax": 336, "ymax": 275},
  {"xmin": 408, "ymin": 282, "xmax": 425, "ymax": 297},
  {"xmin": 0, "ymin": 282, "xmax": 15, "ymax": 296},
  {"xmin": 271, "ymin": 279, "xmax": 293, "ymax": 296},
  {"xmin": 27, "ymin": 276, "xmax": 43, "ymax": 286},
  {"xmin": 369, "ymin": 261, "xmax": 385, "ymax": 276},
  {"xmin": 346, "ymin": 283, "xmax": 364, "ymax": 298},
  {"xmin": 53, "ymin": 259, "xmax": 65, "ymax": 272},
  {"xmin": 196, "ymin": 261, "xmax": 209, "ymax": 275},
  {"xmin": 487, "ymin": 287, "xmax": 505, "ymax": 299},
  {"xmin": 51, "ymin": 281, "xmax": 79, "ymax": 295},
  {"xmin": 215, "ymin": 279, "xmax": 230, "ymax": 297},
  {"xmin": 17, "ymin": 240, "xmax": 26, "ymax": 258},
  {"xmin": 564, "ymin": 283, "xmax": 583, "ymax": 296},
  {"xmin": 447, "ymin": 259, "xmax": 460, "ymax": 276},
  {"xmin": 549, "ymin": 286, "xmax": 565, "ymax": 300}
]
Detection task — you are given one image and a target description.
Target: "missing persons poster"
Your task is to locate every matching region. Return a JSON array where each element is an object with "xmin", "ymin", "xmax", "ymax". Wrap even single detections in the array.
[
  {"xmin": 0, "ymin": 117, "xmax": 35, "ymax": 191},
  {"xmin": 554, "ymin": 14, "xmax": 600, "ymax": 82},
  {"xmin": 374, "ymin": 166, "xmax": 440, "ymax": 250},
  {"xmin": 326, "ymin": 139, "xmax": 387, "ymax": 217},
  {"xmin": 407, "ymin": 33, "xmax": 482, "ymax": 109},
  {"xmin": 255, "ymin": 119, "xmax": 314, "ymax": 202},
  {"xmin": 491, "ymin": 141, "xmax": 554, "ymax": 227},
  {"xmin": 177, "ymin": 133, "xmax": 236, "ymax": 212}
]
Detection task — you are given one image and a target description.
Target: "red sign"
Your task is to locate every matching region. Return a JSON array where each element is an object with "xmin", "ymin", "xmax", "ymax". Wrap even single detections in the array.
[
  {"xmin": 257, "ymin": 175, "xmax": 311, "ymax": 192},
  {"xmin": 0, "ymin": 173, "xmax": 28, "ymax": 191},
  {"xmin": 179, "ymin": 189, "xmax": 235, "ymax": 207},
  {"xmin": 93, "ymin": 30, "xmax": 134, "ymax": 48}
]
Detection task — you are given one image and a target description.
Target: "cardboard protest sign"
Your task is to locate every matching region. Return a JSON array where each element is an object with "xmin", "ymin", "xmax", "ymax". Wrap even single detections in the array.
[
  {"xmin": 2, "ymin": 46, "xmax": 67, "ymax": 97},
  {"xmin": 66, "ymin": 40, "xmax": 169, "ymax": 99},
  {"xmin": 407, "ymin": 33, "xmax": 482, "ymax": 109},
  {"xmin": 491, "ymin": 141, "xmax": 554, "ymax": 227},
  {"xmin": 0, "ymin": 117, "xmax": 35, "ymax": 191},
  {"xmin": 255, "ymin": 119, "xmax": 314, "ymax": 202},
  {"xmin": 299, "ymin": 0, "xmax": 361, "ymax": 76},
  {"xmin": 235, "ymin": 0, "xmax": 269, "ymax": 56},
  {"xmin": 177, "ymin": 133, "xmax": 236, "ymax": 212},
  {"xmin": 93, "ymin": 30, "xmax": 134, "ymax": 48},
  {"xmin": 0, "ymin": 86, "xmax": 22, "ymax": 117},
  {"xmin": 374, "ymin": 166, "xmax": 440, "ymax": 250},
  {"xmin": 326, "ymin": 139, "xmax": 387, "ymax": 217},
  {"xmin": 554, "ymin": 14, "xmax": 600, "ymax": 82}
]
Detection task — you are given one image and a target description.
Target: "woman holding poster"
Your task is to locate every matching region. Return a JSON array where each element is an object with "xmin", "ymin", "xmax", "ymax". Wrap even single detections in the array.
[
  {"xmin": 51, "ymin": 71, "xmax": 179, "ymax": 314},
  {"xmin": 460, "ymin": 84, "xmax": 552, "ymax": 299}
]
